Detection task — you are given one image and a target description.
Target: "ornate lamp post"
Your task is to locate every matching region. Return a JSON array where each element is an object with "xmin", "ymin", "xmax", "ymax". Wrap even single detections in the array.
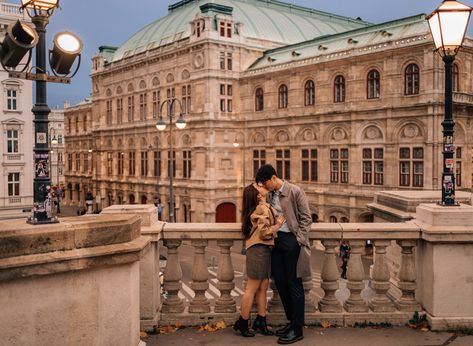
[
  {"xmin": 156, "ymin": 99, "xmax": 186, "ymax": 223},
  {"xmin": 0, "ymin": 0, "xmax": 83, "ymax": 223},
  {"xmin": 427, "ymin": 0, "xmax": 472, "ymax": 206}
]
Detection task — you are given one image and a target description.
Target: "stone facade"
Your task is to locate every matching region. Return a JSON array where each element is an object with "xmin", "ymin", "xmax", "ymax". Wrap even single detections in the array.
[
  {"xmin": 0, "ymin": 2, "xmax": 34, "ymax": 220},
  {"xmin": 64, "ymin": 1, "xmax": 473, "ymax": 223}
]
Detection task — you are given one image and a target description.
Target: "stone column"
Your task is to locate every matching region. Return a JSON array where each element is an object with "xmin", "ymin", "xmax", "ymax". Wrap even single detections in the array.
[
  {"xmin": 344, "ymin": 240, "xmax": 369, "ymax": 312},
  {"xmin": 395, "ymin": 240, "xmax": 421, "ymax": 312},
  {"xmin": 215, "ymin": 240, "xmax": 236, "ymax": 313},
  {"xmin": 189, "ymin": 240, "xmax": 210, "ymax": 313},
  {"xmin": 140, "ymin": 240, "xmax": 160, "ymax": 330},
  {"xmin": 162, "ymin": 239, "xmax": 184, "ymax": 313},
  {"xmin": 318, "ymin": 240, "xmax": 342, "ymax": 313},
  {"xmin": 369, "ymin": 240, "xmax": 395, "ymax": 312}
]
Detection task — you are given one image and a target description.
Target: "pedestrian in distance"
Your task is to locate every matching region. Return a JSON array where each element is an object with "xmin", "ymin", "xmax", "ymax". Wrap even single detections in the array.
[
  {"xmin": 233, "ymin": 183, "xmax": 285, "ymax": 337},
  {"xmin": 256, "ymin": 164, "xmax": 312, "ymax": 345}
]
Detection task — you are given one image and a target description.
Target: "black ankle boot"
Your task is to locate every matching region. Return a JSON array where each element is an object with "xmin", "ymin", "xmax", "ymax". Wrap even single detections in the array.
[
  {"xmin": 275, "ymin": 323, "xmax": 292, "ymax": 337},
  {"xmin": 252, "ymin": 315, "xmax": 274, "ymax": 336},
  {"xmin": 277, "ymin": 325, "xmax": 303, "ymax": 344},
  {"xmin": 233, "ymin": 316, "xmax": 255, "ymax": 337}
]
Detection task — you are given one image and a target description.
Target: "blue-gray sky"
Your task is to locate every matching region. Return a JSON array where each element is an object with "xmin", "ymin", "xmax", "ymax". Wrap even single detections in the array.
[{"xmin": 40, "ymin": 0, "xmax": 473, "ymax": 108}]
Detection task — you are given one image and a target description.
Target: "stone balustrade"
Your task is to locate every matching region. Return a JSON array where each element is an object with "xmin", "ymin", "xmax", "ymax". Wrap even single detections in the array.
[{"xmin": 140, "ymin": 220, "xmax": 422, "ymax": 328}]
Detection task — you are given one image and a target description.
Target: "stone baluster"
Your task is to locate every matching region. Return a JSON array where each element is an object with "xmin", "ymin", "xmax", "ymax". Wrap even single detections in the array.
[
  {"xmin": 395, "ymin": 240, "xmax": 421, "ymax": 311},
  {"xmin": 268, "ymin": 279, "xmax": 284, "ymax": 312},
  {"xmin": 303, "ymin": 275, "xmax": 317, "ymax": 312},
  {"xmin": 369, "ymin": 240, "xmax": 395, "ymax": 312},
  {"xmin": 318, "ymin": 240, "xmax": 342, "ymax": 312},
  {"xmin": 189, "ymin": 240, "xmax": 210, "ymax": 313},
  {"xmin": 161, "ymin": 239, "xmax": 184, "ymax": 313},
  {"xmin": 215, "ymin": 240, "xmax": 236, "ymax": 313},
  {"xmin": 344, "ymin": 240, "xmax": 369, "ymax": 312}
]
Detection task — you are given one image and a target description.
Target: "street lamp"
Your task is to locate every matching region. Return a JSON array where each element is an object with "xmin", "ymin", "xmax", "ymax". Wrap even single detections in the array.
[
  {"xmin": 0, "ymin": 0, "xmax": 83, "ymax": 224},
  {"xmin": 156, "ymin": 99, "xmax": 186, "ymax": 222},
  {"xmin": 427, "ymin": 0, "xmax": 472, "ymax": 206}
]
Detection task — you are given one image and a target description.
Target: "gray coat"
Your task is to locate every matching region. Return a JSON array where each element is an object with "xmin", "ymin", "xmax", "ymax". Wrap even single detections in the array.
[{"xmin": 271, "ymin": 180, "xmax": 312, "ymax": 278}]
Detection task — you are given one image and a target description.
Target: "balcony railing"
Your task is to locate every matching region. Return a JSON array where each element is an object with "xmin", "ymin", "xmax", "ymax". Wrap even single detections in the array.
[
  {"xmin": 453, "ymin": 92, "xmax": 473, "ymax": 105},
  {"xmin": 0, "ymin": 3, "xmax": 22, "ymax": 16},
  {"xmin": 140, "ymin": 222, "xmax": 421, "ymax": 327}
]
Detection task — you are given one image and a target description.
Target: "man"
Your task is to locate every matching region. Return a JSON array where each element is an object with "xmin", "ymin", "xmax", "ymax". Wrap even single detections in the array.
[{"xmin": 255, "ymin": 164, "xmax": 312, "ymax": 344}]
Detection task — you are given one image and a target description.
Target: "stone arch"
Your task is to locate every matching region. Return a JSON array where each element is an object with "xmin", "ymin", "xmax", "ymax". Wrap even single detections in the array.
[
  {"xmin": 105, "ymin": 88, "xmax": 112, "ymax": 97},
  {"xmin": 166, "ymin": 73, "xmax": 175, "ymax": 83},
  {"xmin": 326, "ymin": 125, "xmax": 350, "ymax": 143},
  {"xmin": 326, "ymin": 207, "xmax": 349, "ymax": 223},
  {"xmin": 116, "ymin": 85, "xmax": 123, "ymax": 94},
  {"xmin": 215, "ymin": 202, "xmax": 236, "ymax": 222},
  {"xmin": 140, "ymin": 137, "xmax": 148, "ymax": 148},
  {"xmin": 297, "ymin": 127, "xmax": 317, "ymax": 142},
  {"xmin": 181, "ymin": 134, "xmax": 191, "ymax": 146},
  {"xmin": 454, "ymin": 120, "xmax": 467, "ymax": 143},
  {"xmin": 127, "ymin": 83, "xmax": 134, "ymax": 92},
  {"xmin": 128, "ymin": 137, "xmax": 135, "ymax": 148},
  {"xmin": 252, "ymin": 131, "xmax": 266, "ymax": 144},
  {"xmin": 139, "ymin": 80, "xmax": 147, "ymax": 89},
  {"xmin": 181, "ymin": 69, "xmax": 190, "ymax": 80},
  {"xmin": 152, "ymin": 76, "xmax": 160, "ymax": 86},
  {"xmin": 358, "ymin": 124, "xmax": 385, "ymax": 144},
  {"xmin": 275, "ymin": 129, "xmax": 290, "ymax": 143},
  {"xmin": 395, "ymin": 121, "xmax": 426, "ymax": 142},
  {"xmin": 358, "ymin": 212, "xmax": 374, "ymax": 222}
]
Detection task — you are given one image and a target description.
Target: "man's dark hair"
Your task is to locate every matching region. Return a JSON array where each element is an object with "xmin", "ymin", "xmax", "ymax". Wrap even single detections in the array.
[{"xmin": 255, "ymin": 164, "xmax": 278, "ymax": 183}]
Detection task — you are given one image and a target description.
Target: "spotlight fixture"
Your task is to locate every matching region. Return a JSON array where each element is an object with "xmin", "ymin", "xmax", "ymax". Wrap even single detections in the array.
[
  {"xmin": 49, "ymin": 31, "xmax": 83, "ymax": 76},
  {"xmin": 0, "ymin": 20, "xmax": 38, "ymax": 69}
]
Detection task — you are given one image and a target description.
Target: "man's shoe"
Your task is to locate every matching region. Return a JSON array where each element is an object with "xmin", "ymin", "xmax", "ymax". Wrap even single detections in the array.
[
  {"xmin": 277, "ymin": 326, "xmax": 303, "ymax": 344},
  {"xmin": 275, "ymin": 323, "xmax": 292, "ymax": 337}
]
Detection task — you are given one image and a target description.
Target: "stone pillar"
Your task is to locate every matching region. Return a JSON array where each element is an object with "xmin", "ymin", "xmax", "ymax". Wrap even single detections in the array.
[
  {"xmin": 215, "ymin": 240, "xmax": 236, "ymax": 313},
  {"xmin": 319, "ymin": 240, "xmax": 342, "ymax": 313},
  {"xmin": 344, "ymin": 240, "xmax": 369, "ymax": 312},
  {"xmin": 395, "ymin": 240, "xmax": 421, "ymax": 312},
  {"xmin": 369, "ymin": 240, "xmax": 395, "ymax": 312},
  {"xmin": 140, "ymin": 240, "xmax": 161, "ymax": 330},
  {"xmin": 162, "ymin": 239, "xmax": 184, "ymax": 313},
  {"xmin": 189, "ymin": 240, "xmax": 210, "ymax": 313}
]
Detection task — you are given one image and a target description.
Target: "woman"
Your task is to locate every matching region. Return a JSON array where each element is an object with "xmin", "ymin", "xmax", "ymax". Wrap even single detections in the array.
[{"xmin": 233, "ymin": 183, "xmax": 285, "ymax": 337}]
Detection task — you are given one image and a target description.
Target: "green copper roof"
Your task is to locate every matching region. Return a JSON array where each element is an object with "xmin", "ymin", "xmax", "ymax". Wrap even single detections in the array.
[
  {"xmin": 110, "ymin": 0, "xmax": 370, "ymax": 62},
  {"xmin": 248, "ymin": 14, "xmax": 430, "ymax": 70}
]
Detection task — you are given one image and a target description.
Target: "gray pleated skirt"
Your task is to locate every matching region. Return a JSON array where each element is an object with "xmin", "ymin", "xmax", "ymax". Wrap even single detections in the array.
[{"xmin": 246, "ymin": 244, "xmax": 272, "ymax": 280}]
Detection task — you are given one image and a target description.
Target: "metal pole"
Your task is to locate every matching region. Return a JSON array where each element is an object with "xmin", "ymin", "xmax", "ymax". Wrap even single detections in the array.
[
  {"xmin": 29, "ymin": 15, "xmax": 56, "ymax": 224},
  {"xmin": 56, "ymin": 141, "xmax": 61, "ymax": 213},
  {"xmin": 95, "ymin": 141, "xmax": 100, "ymax": 213},
  {"xmin": 441, "ymin": 55, "xmax": 456, "ymax": 206},
  {"xmin": 169, "ymin": 100, "xmax": 175, "ymax": 222}
]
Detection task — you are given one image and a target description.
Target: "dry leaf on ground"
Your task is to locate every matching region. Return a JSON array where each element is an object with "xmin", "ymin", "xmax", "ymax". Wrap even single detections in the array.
[{"xmin": 321, "ymin": 321, "xmax": 331, "ymax": 329}]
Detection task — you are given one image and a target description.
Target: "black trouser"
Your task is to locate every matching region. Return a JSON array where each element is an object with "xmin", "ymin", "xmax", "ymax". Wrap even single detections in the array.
[{"xmin": 271, "ymin": 231, "xmax": 304, "ymax": 327}]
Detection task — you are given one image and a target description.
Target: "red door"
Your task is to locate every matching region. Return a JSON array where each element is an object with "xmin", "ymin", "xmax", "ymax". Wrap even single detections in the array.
[{"xmin": 216, "ymin": 203, "xmax": 236, "ymax": 222}]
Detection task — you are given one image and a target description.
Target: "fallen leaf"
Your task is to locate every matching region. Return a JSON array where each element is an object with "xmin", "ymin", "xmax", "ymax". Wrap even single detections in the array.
[
  {"xmin": 420, "ymin": 327, "xmax": 429, "ymax": 332},
  {"xmin": 321, "ymin": 321, "xmax": 331, "ymax": 329},
  {"xmin": 140, "ymin": 331, "xmax": 148, "ymax": 338}
]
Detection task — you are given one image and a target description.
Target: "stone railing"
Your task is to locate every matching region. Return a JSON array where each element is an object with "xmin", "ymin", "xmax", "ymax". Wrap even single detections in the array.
[
  {"xmin": 0, "ymin": 2, "xmax": 22, "ymax": 16},
  {"xmin": 453, "ymin": 92, "xmax": 473, "ymax": 105},
  {"xmin": 140, "ymin": 221, "xmax": 421, "ymax": 328}
]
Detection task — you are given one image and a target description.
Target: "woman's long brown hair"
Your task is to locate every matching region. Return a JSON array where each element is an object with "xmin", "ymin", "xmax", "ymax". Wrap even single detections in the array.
[{"xmin": 241, "ymin": 184, "xmax": 259, "ymax": 239}]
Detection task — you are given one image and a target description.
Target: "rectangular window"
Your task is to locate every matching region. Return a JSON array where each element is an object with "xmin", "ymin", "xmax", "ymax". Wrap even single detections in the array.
[
  {"xmin": 127, "ymin": 96, "xmax": 134, "ymax": 122},
  {"xmin": 152, "ymin": 90, "xmax": 160, "ymax": 118},
  {"xmin": 8, "ymin": 172, "xmax": 20, "ymax": 196},
  {"xmin": 196, "ymin": 21, "xmax": 201, "ymax": 37},
  {"xmin": 57, "ymin": 134, "xmax": 63, "ymax": 145},
  {"xmin": 128, "ymin": 151, "xmax": 136, "ymax": 176},
  {"xmin": 118, "ymin": 152, "xmax": 124, "ymax": 176},
  {"xmin": 7, "ymin": 130, "xmax": 19, "ymax": 153},
  {"xmin": 84, "ymin": 153, "xmax": 89, "ymax": 173},
  {"xmin": 167, "ymin": 151, "xmax": 176, "ymax": 177},
  {"xmin": 75, "ymin": 153, "xmax": 80, "ymax": 172},
  {"xmin": 363, "ymin": 148, "xmax": 384, "ymax": 185},
  {"xmin": 227, "ymin": 53, "xmax": 233, "ymax": 71},
  {"xmin": 227, "ymin": 23, "xmax": 232, "ymax": 38},
  {"xmin": 399, "ymin": 147, "xmax": 423, "ymax": 187},
  {"xmin": 220, "ymin": 84, "xmax": 233, "ymax": 112},
  {"xmin": 106, "ymin": 100, "xmax": 112, "ymax": 125},
  {"xmin": 220, "ymin": 99, "xmax": 225, "ymax": 112},
  {"xmin": 68, "ymin": 154, "xmax": 72, "ymax": 171},
  {"xmin": 330, "ymin": 148, "xmax": 349, "ymax": 183},
  {"xmin": 141, "ymin": 151, "xmax": 148, "ymax": 177},
  {"xmin": 117, "ymin": 98, "xmax": 123, "ymax": 124},
  {"xmin": 253, "ymin": 150, "xmax": 266, "ymax": 178},
  {"xmin": 301, "ymin": 149, "xmax": 317, "ymax": 182},
  {"xmin": 7, "ymin": 89, "xmax": 17, "ymax": 110},
  {"xmin": 219, "ymin": 21, "xmax": 225, "ymax": 37},
  {"xmin": 107, "ymin": 152, "xmax": 113, "ymax": 176},
  {"xmin": 183, "ymin": 150, "xmax": 191, "ymax": 178},
  {"xmin": 456, "ymin": 147, "xmax": 462, "ymax": 187},
  {"xmin": 181, "ymin": 85, "xmax": 191, "ymax": 114},
  {"xmin": 139, "ymin": 93, "xmax": 147, "ymax": 121},
  {"xmin": 276, "ymin": 149, "xmax": 290, "ymax": 180},
  {"xmin": 220, "ymin": 52, "xmax": 225, "ymax": 70},
  {"xmin": 58, "ymin": 152, "xmax": 63, "ymax": 163},
  {"xmin": 153, "ymin": 151, "xmax": 161, "ymax": 177}
]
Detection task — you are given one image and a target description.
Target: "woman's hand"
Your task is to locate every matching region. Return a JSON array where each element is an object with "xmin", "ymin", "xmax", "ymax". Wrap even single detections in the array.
[{"xmin": 275, "ymin": 215, "xmax": 285, "ymax": 227}]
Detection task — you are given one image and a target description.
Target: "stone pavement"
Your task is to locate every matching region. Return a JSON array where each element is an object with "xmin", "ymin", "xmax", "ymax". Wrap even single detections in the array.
[{"xmin": 145, "ymin": 327, "xmax": 472, "ymax": 346}]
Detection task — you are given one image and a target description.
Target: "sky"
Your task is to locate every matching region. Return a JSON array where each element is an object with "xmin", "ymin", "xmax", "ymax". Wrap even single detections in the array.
[{"xmin": 34, "ymin": 0, "xmax": 473, "ymax": 108}]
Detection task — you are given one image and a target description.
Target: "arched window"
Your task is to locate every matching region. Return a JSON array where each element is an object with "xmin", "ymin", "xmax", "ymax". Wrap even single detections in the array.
[
  {"xmin": 453, "ymin": 63, "xmax": 459, "ymax": 92},
  {"xmin": 404, "ymin": 63, "xmax": 420, "ymax": 95},
  {"xmin": 334, "ymin": 75, "xmax": 345, "ymax": 102},
  {"xmin": 255, "ymin": 87, "xmax": 264, "ymax": 111},
  {"xmin": 304, "ymin": 80, "xmax": 315, "ymax": 106},
  {"xmin": 367, "ymin": 70, "xmax": 380, "ymax": 99},
  {"xmin": 278, "ymin": 84, "xmax": 288, "ymax": 109},
  {"xmin": 329, "ymin": 216, "xmax": 337, "ymax": 223}
]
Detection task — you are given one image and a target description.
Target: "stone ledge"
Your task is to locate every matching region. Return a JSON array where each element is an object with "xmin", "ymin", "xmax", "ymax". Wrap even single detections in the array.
[
  {"xmin": 0, "ymin": 214, "xmax": 141, "ymax": 259},
  {"xmin": 101, "ymin": 204, "xmax": 158, "ymax": 226},
  {"xmin": 0, "ymin": 235, "xmax": 151, "ymax": 281},
  {"xmin": 427, "ymin": 314, "xmax": 473, "ymax": 330}
]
